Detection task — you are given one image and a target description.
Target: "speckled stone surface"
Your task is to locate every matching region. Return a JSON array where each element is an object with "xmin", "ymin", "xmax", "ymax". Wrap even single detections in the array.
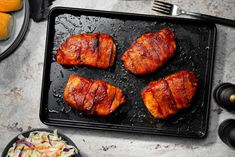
[{"xmin": 0, "ymin": 0, "xmax": 235, "ymax": 156}]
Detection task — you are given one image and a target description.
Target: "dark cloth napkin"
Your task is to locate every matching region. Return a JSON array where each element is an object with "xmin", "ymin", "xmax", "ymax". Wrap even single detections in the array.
[{"xmin": 29, "ymin": 0, "xmax": 55, "ymax": 22}]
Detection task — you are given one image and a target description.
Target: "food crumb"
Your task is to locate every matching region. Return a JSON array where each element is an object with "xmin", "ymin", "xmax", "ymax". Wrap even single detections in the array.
[
  {"xmin": 211, "ymin": 108, "xmax": 223, "ymax": 114},
  {"xmin": 100, "ymin": 145, "xmax": 117, "ymax": 151},
  {"xmin": 7, "ymin": 122, "xmax": 23, "ymax": 132},
  {"xmin": 27, "ymin": 126, "xmax": 32, "ymax": 130},
  {"xmin": 155, "ymin": 144, "xmax": 161, "ymax": 149},
  {"xmin": 17, "ymin": 127, "xmax": 23, "ymax": 132}
]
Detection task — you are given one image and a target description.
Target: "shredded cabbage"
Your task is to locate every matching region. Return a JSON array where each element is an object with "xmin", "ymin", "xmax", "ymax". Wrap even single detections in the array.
[{"xmin": 7, "ymin": 130, "xmax": 78, "ymax": 157}]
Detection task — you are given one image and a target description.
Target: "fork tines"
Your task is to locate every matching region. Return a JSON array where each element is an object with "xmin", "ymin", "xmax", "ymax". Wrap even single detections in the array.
[{"xmin": 152, "ymin": 0, "xmax": 172, "ymax": 15}]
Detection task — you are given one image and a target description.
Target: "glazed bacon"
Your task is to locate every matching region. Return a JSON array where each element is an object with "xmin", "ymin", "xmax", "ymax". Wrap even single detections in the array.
[
  {"xmin": 122, "ymin": 28, "xmax": 176, "ymax": 75},
  {"xmin": 141, "ymin": 71, "xmax": 198, "ymax": 119},
  {"xmin": 56, "ymin": 33, "xmax": 116, "ymax": 69},
  {"xmin": 64, "ymin": 75, "xmax": 125, "ymax": 116}
]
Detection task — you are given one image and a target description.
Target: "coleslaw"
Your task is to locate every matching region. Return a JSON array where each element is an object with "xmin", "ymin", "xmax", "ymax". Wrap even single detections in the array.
[{"xmin": 7, "ymin": 130, "xmax": 78, "ymax": 157}]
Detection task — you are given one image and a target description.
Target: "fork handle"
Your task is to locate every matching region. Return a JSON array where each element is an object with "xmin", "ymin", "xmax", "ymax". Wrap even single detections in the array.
[{"xmin": 186, "ymin": 12, "xmax": 235, "ymax": 27}]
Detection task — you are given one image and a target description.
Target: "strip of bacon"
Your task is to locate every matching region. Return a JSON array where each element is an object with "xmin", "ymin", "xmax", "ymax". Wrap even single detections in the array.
[
  {"xmin": 122, "ymin": 28, "xmax": 176, "ymax": 75},
  {"xmin": 56, "ymin": 33, "xmax": 116, "ymax": 69},
  {"xmin": 64, "ymin": 75, "xmax": 125, "ymax": 116},
  {"xmin": 141, "ymin": 71, "xmax": 198, "ymax": 119}
]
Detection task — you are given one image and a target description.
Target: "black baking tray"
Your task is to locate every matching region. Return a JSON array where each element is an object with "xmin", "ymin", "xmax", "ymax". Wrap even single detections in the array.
[{"xmin": 40, "ymin": 7, "xmax": 216, "ymax": 138}]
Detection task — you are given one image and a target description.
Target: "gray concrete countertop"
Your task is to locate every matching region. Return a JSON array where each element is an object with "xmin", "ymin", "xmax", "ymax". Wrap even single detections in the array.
[{"xmin": 0, "ymin": 0, "xmax": 235, "ymax": 156}]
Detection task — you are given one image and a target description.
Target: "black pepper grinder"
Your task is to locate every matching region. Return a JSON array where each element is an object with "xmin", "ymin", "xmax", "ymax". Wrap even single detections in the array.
[
  {"xmin": 214, "ymin": 83, "xmax": 235, "ymax": 111},
  {"xmin": 218, "ymin": 119, "xmax": 235, "ymax": 149}
]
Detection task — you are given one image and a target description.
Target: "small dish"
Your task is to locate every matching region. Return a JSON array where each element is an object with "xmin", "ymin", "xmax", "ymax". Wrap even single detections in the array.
[
  {"xmin": 0, "ymin": 0, "xmax": 30, "ymax": 61},
  {"xmin": 1, "ymin": 128, "xmax": 81, "ymax": 157}
]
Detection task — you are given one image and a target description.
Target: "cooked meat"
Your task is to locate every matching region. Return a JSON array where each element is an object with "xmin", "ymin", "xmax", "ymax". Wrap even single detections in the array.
[
  {"xmin": 141, "ymin": 71, "xmax": 198, "ymax": 119},
  {"xmin": 122, "ymin": 28, "xmax": 176, "ymax": 75},
  {"xmin": 64, "ymin": 75, "xmax": 125, "ymax": 116},
  {"xmin": 56, "ymin": 33, "xmax": 116, "ymax": 69}
]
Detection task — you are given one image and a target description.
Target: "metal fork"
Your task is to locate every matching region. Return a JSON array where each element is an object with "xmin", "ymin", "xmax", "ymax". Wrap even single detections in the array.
[{"xmin": 152, "ymin": 0, "xmax": 235, "ymax": 27}]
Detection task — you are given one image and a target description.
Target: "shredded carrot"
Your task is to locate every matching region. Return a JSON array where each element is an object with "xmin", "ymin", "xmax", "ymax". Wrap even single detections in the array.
[
  {"xmin": 50, "ymin": 143, "xmax": 65, "ymax": 157},
  {"xmin": 23, "ymin": 145, "xmax": 50, "ymax": 151}
]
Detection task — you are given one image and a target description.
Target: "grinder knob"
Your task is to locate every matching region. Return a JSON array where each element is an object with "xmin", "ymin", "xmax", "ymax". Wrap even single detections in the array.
[
  {"xmin": 214, "ymin": 83, "xmax": 235, "ymax": 111},
  {"xmin": 230, "ymin": 94, "xmax": 235, "ymax": 104}
]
